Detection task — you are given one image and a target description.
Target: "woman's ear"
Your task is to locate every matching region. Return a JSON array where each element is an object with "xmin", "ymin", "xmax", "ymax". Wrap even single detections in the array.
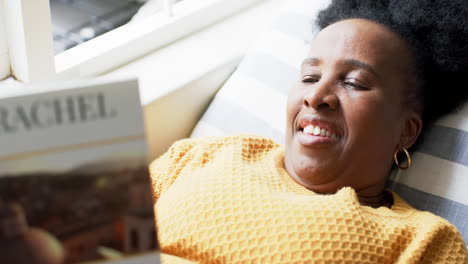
[{"xmin": 400, "ymin": 111, "xmax": 422, "ymax": 149}]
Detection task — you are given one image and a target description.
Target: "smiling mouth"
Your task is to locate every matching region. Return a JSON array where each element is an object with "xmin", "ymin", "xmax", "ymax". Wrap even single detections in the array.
[
  {"xmin": 297, "ymin": 116, "xmax": 342, "ymax": 139},
  {"xmin": 301, "ymin": 124, "xmax": 340, "ymax": 139}
]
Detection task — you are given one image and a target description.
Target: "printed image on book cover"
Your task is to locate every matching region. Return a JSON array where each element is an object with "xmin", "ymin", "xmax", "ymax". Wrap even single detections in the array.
[{"xmin": 0, "ymin": 78, "xmax": 159, "ymax": 264}]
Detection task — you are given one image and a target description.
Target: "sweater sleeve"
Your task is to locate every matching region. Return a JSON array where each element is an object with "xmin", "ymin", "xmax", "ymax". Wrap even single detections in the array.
[
  {"xmin": 419, "ymin": 221, "xmax": 468, "ymax": 264},
  {"xmin": 149, "ymin": 139, "xmax": 196, "ymax": 201}
]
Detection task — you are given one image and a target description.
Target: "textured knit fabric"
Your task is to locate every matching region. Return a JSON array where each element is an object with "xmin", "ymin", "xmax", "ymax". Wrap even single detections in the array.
[{"xmin": 150, "ymin": 135, "xmax": 468, "ymax": 264}]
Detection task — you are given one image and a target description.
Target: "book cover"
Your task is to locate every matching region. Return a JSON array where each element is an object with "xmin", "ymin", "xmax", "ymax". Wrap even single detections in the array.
[{"xmin": 0, "ymin": 78, "xmax": 159, "ymax": 264}]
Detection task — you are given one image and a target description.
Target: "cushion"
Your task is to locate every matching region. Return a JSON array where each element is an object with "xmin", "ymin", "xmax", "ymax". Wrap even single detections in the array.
[{"xmin": 190, "ymin": 0, "xmax": 468, "ymax": 243}]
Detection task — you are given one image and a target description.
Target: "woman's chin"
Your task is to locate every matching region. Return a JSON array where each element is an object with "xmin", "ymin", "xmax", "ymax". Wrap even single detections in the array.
[
  {"xmin": 289, "ymin": 170, "xmax": 343, "ymax": 194},
  {"xmin": 284, "ymin": 131, "xmax": 346, "ymax": 192}
]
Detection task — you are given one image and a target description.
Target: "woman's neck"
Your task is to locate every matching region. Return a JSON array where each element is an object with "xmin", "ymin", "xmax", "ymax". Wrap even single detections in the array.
[
  {"xmin": 358, "ymin": 191, "xmax": 393, "ymax": 208},
  {"xmin": 356, "ymin": 183, "xmax": 393, "ymax": 208}
]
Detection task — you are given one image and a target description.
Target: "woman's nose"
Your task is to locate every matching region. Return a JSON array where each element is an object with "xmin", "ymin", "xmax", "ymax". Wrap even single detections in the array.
[{"xmin": 303, "ymin": 80, "xmax": 339, "ymax": 111}]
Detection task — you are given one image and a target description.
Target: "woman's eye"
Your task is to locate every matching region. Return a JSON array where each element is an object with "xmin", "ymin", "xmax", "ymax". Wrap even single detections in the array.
[
  {"xmin": 302, "ymin": 75, "xmax": 320, "ymax": 83},
  {"xmin": 343, "ymin": 80, "xmax": 370, "ymax": 91}
]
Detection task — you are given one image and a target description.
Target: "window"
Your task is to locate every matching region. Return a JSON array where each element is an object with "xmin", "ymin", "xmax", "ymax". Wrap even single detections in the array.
[
  {"xmin": 0, "ymin": 0, "xmax": 264, "ymax": 83},
  {"xmin": 50, "ymin": 0, "xmax": 145, "ymax": 54}
]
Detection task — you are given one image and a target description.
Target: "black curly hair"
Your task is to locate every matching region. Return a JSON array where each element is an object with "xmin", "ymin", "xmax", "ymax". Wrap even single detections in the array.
[{"xmin": 316, "ymin": 0, "xmax": 468, "ymax": 148}]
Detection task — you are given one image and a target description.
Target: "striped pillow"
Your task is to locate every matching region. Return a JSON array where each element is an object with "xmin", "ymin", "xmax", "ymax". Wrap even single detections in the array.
[{"xmin": 190, "ymin": 0, "xmax": 468, "ymax": 243}]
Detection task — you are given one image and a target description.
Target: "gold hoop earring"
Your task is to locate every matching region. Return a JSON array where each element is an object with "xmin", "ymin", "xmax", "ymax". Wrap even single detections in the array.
[{"xmin": 394, "ymin": 147, "xmax": 411, "ymax": 170}]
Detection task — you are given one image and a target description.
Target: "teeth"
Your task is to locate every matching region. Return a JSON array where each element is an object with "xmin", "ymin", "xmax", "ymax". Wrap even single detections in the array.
[
  {"xmin": 313, "ymin": 126, "xmax": 321, "ymax": 135},
  {"xmin": 320, "ymin": 128, "xmax": 326, "ymax": 136},
  {"xmin": 303, "ymin": 125, "xmax": 314, "ymax": 134},
  {"xmin": 302, "ymin": 125, "xmax": 338, "ymax": 138}
]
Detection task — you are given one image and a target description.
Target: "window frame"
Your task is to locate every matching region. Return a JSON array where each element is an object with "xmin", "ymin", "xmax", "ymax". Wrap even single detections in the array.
[
  {"xmin": 3, "ymin": 0, "xmax": 55, "ymax": 82},
  {"xmin": 0, "ymin": 0, "xmax": 11, "ymax": 79},
  {"xmin": 2, "ymin": 0, "xmax": 264, "ymax": 82}
]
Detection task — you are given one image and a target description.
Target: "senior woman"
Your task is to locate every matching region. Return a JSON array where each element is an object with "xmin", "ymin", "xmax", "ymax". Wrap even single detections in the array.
[{"xmin": 151, "ymin": 0, "xmax": 468, "ymax": 263}]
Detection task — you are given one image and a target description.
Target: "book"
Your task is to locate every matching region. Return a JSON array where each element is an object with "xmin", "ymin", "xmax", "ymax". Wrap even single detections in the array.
[{"xmin": 0, "ymin": 78, "xmax": 160, "ymax": 264}]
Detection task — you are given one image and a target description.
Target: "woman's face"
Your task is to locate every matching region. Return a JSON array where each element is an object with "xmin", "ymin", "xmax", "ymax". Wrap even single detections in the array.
[{"xmin": 284, "ymin": 19, "xmax": 421, "ymax": 196}]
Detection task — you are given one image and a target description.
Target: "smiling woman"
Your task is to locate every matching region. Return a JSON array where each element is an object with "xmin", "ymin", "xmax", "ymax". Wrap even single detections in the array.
[
  {"xmin": 284, "ymin": 19, "xmax": 420, "ymax": 206},
  {"xmin": 150, "ymin": 0, "xmax": 468, "ymax": 263}
]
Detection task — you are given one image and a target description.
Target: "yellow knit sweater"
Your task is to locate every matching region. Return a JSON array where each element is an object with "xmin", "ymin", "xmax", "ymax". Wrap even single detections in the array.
[{"xmin": 150, "ymin": 135, "xmax": 468, "ymax": 264}]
